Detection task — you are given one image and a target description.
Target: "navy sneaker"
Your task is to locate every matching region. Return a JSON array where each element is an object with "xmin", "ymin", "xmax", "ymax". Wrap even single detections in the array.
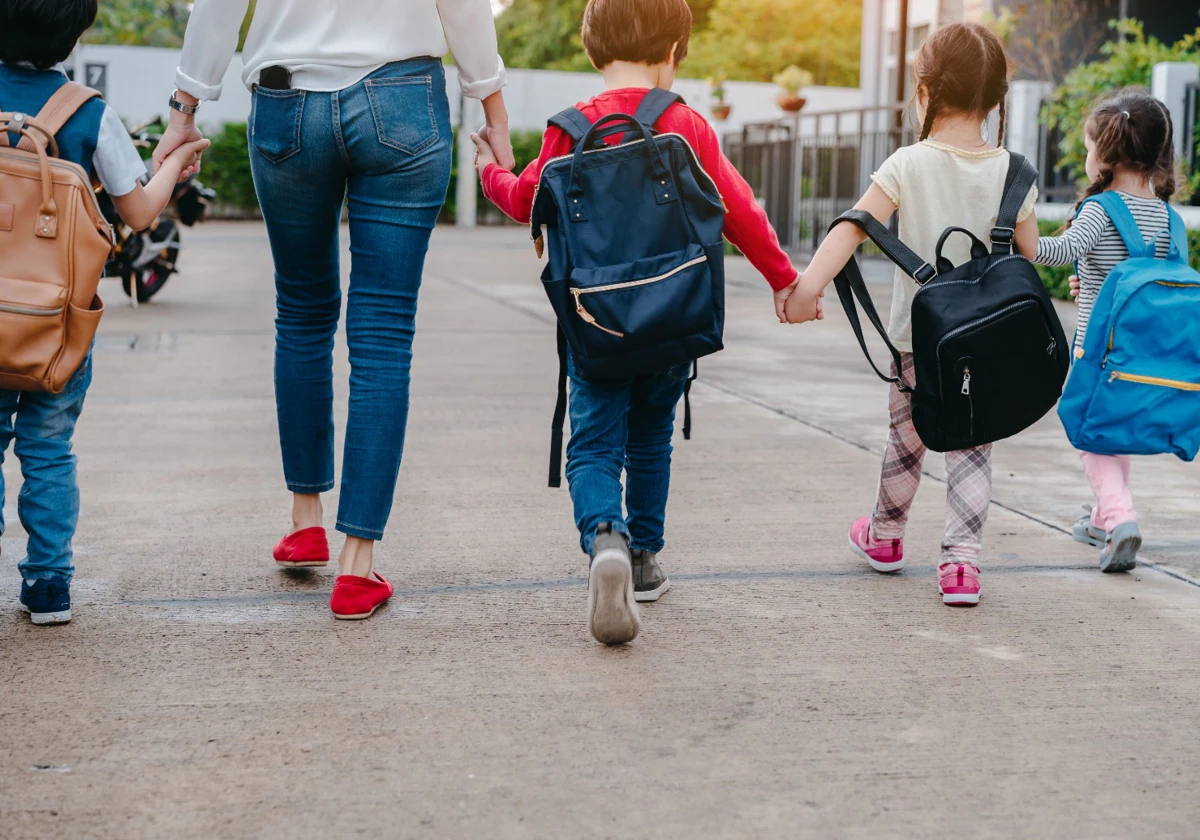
[{"xmin": 19, "ymin": 578, "xmax": 72, "ymax": 625}]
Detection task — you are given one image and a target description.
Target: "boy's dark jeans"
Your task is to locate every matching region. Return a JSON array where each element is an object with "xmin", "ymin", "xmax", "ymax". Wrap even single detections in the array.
[
  {"xmin": 0, "ymin": 354, "xmax": 92, "ymax": 583},
  {"xmin": 565, "ymin": 355, "xmax": 690, "ymax": 558}
]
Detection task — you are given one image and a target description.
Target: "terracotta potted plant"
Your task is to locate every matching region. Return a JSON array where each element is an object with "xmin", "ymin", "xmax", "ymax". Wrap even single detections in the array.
[
  {"xmin": 708, "ymin": 69, "xmax": 731, "ymax": 121},
  {"xmin": 774, "ymin": 65, "xmax": 813, "ymax": 113}
]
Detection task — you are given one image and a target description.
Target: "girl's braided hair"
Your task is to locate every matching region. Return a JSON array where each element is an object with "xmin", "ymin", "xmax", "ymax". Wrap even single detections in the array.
[
  {"xmin": 1066, "ymin": 88, "xmax": 1177, "ymax": 228},
  {"xmin": 911, "ymin": 22, "xmax": 1011, "ymax": 145}
]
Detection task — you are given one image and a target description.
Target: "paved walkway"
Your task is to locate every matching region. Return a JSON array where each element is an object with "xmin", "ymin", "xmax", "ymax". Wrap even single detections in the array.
[{"xmin": 2, "ymin": 223, "xmax": 1198, "ymax": 838}]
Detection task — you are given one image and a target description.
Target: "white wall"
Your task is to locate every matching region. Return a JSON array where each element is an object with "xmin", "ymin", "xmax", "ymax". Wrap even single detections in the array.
[{"xmin": 72, "ymin": 44, "xmax": 860, "ymax": 134}]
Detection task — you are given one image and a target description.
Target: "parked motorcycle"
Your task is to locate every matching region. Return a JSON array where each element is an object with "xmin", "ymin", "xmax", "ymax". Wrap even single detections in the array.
[{"xmin": 99, "ymin": 125, "xmax": 215, "ymax": 304}]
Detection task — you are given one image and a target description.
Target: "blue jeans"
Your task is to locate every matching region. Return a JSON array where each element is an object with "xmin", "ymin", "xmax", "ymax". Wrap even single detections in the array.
[
  {"xmin": 0, "ymin": 354, "xmax": 92, "ymax": 583},
  {"xmin": 248, "ymin": 59, "xmax": 452, "ymax": 540},
  {"xmin": 566, "ymin": 357, "xmax": 690, "ymax": 557}
]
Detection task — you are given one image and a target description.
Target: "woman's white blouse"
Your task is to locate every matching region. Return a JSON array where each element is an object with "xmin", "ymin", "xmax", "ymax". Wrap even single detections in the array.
[{"xmin": 176, "ymin": 0, "xmax": 507, "ymax": 100}]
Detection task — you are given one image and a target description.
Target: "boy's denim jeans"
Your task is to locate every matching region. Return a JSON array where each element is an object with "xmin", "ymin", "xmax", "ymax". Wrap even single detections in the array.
[
  {"xmin": 248, "ymin": 59, "xmax": 452, "ymax": 540},
  {"xmin": 0, "ymin": 354, "xmax": 92, "ymax": 583},
  {"xmin": 566, "ymin": 355, "xmax": 690, "ymax": 558}
]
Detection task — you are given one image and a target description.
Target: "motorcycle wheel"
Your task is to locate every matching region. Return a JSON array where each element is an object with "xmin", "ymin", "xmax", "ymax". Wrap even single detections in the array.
[{"xmin": 121, "ymin": 267, "xmax": 172, "ymax": 303}]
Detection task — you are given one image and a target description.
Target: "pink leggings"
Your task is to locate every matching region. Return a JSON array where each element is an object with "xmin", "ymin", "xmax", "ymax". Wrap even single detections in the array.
[{"xmin": 1079, "ymin": 452, "xmax": 1136, "ymax": 531}]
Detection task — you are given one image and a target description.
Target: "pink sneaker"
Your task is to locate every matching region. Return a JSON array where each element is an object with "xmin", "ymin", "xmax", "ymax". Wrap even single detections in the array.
[
  {"xmin": 938, "ymin": 563, "xmax": 981, "ymax": 606},
  {"xmin": 848, "ymin": 516, "xmax": 904, "ymax": 573}
]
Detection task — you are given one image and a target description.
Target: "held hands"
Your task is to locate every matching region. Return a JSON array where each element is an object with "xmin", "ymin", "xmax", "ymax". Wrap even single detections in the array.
[
  {"xmin": 161, "ymin": 138, "xmax": 211, "ymax": 177},
  {"xmin": 1068, "ymin": 274, "xmax": 1080, "ymax": 300},
  {"xmin": 153, "ymin": 107, "xmax": 204, "ymax": 182},
  {"xmin": 781, "ymin": 275, "xmax": 825, "ymax": 324},
  {"xmin": 469, "ymin": 130, "xmax": 498, "ymax": 177}
]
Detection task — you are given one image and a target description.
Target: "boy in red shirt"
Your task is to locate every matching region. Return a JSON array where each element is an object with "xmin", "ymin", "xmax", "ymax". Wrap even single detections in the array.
[{"xmin": 472, "ymin": 0, "xmax": 804, "ymax": 645}]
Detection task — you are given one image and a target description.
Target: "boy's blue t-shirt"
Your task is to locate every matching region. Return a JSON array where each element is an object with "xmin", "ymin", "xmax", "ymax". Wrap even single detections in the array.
[{"xmin": 0, "ymin": 62, "xmax": 146, "ymax": 196}]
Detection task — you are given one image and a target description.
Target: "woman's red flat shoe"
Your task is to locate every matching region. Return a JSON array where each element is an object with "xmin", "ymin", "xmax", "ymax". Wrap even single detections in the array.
[
  {"xmin": 330, "ymin": 572, "xmax": 394, "ymax": 620},
  {"xmin": 273, "ymin": 527, "xmax": 330, "ymax": 568}
]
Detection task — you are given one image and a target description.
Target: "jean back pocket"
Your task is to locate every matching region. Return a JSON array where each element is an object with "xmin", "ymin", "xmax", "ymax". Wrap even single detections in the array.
[
  {"xmin": 364, "ymin": 77, "xmax": 438, "ymax": 155},
  {"xmin": 251, "ymin": 87, "xmax": 305, "ymax": 164}
]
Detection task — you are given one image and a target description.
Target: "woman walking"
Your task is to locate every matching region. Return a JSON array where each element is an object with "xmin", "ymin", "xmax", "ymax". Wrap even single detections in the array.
[{"xmin": 155, "ymin": 0, "xmax": 513, "ymax": 619}]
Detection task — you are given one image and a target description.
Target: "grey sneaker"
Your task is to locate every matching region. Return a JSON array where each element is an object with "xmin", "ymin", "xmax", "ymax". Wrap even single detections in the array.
[
  {"xmin": 1072, "ymin": 508, "xmax": 1107, "ymax": 548},
  {"xmin": 631, "ymin": 550, "xmax": 670, "ymax": 602},
  {"xmin": 1099, "ymin": 521, "xmax": 1142, "ymax": 573},
  {"xmin": 587, "ymin": 524, "xmax": 640, "ymax": 644}
]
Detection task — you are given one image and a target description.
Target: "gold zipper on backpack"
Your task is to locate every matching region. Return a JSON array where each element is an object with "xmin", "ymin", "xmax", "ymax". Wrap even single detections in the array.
[
  {"xmin": 570, "ymin": 255, "xmax": 708, "ymax": 338},
  {"xmin": 1108, "ymin": 371, "xmax": 1200, "ymax": 391}
]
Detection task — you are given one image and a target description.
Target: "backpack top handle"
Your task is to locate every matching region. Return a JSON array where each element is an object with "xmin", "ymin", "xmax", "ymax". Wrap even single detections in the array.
[
  {"xmin": 934, "ymin": 226, "xmax": 990, "ymax": 273},
  {"xmin": 565, "ymin": 113, "xmax": 675, "ymax": 222},
  {"xmin": 0, "ymin": 112, "xmax": 60, "ymax": 157}
]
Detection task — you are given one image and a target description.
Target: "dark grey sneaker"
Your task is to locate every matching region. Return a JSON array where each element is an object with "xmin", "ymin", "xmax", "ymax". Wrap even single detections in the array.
[
  {"xmin": 1072, "ymin": 506, "xmax": 1106, "ymax": 548},
  {"xmin": 587, "ymin": 524, "xmax": 640, "ymax": 644},
  {"xmin": 631, "ymin": 550, "xmax": 670, "ymax": 602},
  {"xmin": 1099, "ymin": 521, "xmax": 1142, "ymax": 573}
]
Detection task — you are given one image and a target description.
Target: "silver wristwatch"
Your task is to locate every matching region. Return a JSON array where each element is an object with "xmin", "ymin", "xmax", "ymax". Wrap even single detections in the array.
[{"xmin": 168, "ymin": 90, "xmax": 200, "ymax": 116}]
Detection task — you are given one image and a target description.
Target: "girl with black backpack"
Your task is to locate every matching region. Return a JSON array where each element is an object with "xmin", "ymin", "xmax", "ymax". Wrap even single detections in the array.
[{"xmin": 784, "ymin": 23, "xmax": 1040, "ymax": 606}]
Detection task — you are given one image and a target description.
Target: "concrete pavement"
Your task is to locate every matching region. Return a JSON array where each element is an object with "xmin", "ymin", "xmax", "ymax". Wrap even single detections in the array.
[{"xmin": 2, "ymin": 223, "xmax": 1198, "ymax": 838}]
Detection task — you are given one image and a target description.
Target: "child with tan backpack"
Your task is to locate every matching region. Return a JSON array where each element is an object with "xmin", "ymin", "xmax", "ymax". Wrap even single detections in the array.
[{"xmin": 1, "ymin": 0, "xmax": 207, "ymax": 624}]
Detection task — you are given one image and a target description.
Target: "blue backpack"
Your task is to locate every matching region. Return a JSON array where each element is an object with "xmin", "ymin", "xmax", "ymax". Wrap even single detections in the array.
[
  {"xmin": 1057, "ymin": 191, "xmax": 1200, "ymax": 461},
  {"xmin": 530, "ymin": 89, "xmax": 726, "ymax": 485}
]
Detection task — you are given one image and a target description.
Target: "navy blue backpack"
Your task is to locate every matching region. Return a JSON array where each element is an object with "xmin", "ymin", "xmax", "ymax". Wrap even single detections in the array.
[{"xmin": 530, "ymin": 89, "xmax": 727, "ymax": 486}]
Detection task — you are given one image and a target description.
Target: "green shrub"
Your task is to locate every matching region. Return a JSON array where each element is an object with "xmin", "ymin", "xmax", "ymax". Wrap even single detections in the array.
[{"xmin": 203, "ymin": 122, "xmax": 260, "ymax": 214}]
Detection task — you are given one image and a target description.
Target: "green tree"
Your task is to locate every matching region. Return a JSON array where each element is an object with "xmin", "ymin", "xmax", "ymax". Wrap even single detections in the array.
[
  {"xmin": 85, "ymin": 0, "xmax": 190, "ymax": 47},
  {"xmin": 685, "ymin": 0, "xmax": 860, "ymax": 86},
  {"xmin": 1042, "ymin": 20, "xmax": 1200, "ymax": 186},
  {"xmin": 495, "ymin": 0, "xmax": 760, "ymax": 75}
]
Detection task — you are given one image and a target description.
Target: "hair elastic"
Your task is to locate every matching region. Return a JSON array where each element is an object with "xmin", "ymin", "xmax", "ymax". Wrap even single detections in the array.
[{"xmin": 1120, "ymin": 110, "xmax": 1131, "ymax": 119}]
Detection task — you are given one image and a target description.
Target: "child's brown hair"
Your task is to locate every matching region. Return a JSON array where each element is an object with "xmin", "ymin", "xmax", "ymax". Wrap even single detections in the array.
[
  {"xmin": 581, "ymin": 0, "xmax": 692, "ymax": 69},
  {"xmin": 911, "ymin": 22, "xmax": 1011, "ymax": 144},
  {"xmin": 1076, "ymin": 88, "xmax": 1177, "ymax": 215}
]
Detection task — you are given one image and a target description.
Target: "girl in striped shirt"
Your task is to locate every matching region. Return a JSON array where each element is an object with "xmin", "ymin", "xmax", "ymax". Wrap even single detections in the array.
[{"xmin": 1034, "ymin": 89, "xmax": 1177, "ymax": 572}]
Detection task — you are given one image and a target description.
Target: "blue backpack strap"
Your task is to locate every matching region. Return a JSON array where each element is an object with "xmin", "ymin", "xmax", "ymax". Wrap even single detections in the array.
[
  {"xmin": 547, "ymin": 107, "xmax": 593, "ymax": 146},
  {"xmin": 622, "ymin": 88, "xmax": 684, "ymax": 143},
  {"xmin": 634, "ymin": 88, "xmax": 684, "ymax": 128},
  {"xmin": 1167, "ymin": 205, "xmax": 1189, "ymax": 263},
  {"xmin": 1083, "ymin": 191, "xmax": 1148, "ymax": 257}
]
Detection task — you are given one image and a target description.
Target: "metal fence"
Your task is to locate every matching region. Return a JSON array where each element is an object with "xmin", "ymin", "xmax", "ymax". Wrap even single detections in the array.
[{"xmin": 725, "ymin": 105, "xmax": 915, "ymax": 252}]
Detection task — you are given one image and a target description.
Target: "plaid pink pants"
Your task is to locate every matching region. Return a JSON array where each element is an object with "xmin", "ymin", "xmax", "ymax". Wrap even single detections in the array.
[{"xmin": 869, "ymin": 354, "xmax": 993, "ymax": 564}]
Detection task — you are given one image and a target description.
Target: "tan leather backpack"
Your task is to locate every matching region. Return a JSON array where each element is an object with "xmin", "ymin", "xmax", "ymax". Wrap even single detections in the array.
[{"xmin": 0, "ymin": 83, "xmax": 114, "ymax": 394}]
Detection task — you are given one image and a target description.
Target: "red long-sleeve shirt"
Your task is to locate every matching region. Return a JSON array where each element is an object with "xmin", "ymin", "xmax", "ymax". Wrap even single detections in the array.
[{"xmin": 481, "ymin": 87, "xmax": 798, "ymax": 291}]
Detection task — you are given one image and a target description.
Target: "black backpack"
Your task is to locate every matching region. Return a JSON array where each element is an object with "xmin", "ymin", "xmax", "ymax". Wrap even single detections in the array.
[{"xmin": 832, "ymin": 152, "xmax": 1070, "ymax": 452}]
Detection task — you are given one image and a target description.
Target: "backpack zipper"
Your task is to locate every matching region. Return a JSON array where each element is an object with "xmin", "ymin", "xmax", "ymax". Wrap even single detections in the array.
[
  {"xmin": 1108, "ymin": 371, "xmax": 1200, "ymax": 391},
  {"xmin": 935, "ymin": 299, "xmax": 1042, "ymax": 403},
  {"xmin": 536, "ymin": 133, "xmax": 725, "ymax": 211},
  {"xmin": 570, "ymin": 254, "xmax": 709, "ymax": 338},
  {"xmin": 0, "ymin": 302, "xmax": 62, "ymax": 317},
  {"xmin": 961, "ymin": 366, "xmax": 975, "ymax": 438},
  {"xmin": 1102, "ymin": 281, "xmax": 1198, "ymax": 368}
]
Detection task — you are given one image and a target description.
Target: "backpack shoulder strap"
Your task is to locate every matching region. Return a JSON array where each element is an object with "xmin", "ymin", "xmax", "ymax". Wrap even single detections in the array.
[
  {"xmin": 992, "ymin": 151, "xmax": 1038, "ymax": 253},
  {"xmin": 547, "ymin": 107, "xmax": 593, "ymax": 146},
  {"xmin": 1167, "ymin": 205, "xmax": 1189, "ymax": 263},
  {"xmin": 828, "ymin": 210, "xmax": 928, "ymax": 390},
  {"xmin": 633, "ymin": 88, "xmax": 684, "ymax": 129},
  {"xmin": 6, "ymin": 83, "xmax": 101, "ymax": 155},
  {"xmin": 35, "ymin": 82, "xmax": 101, "ymax": 136},
  {"xmin": 1081, "ymin": 191, "xmax": 1147, "ymax": 257}
]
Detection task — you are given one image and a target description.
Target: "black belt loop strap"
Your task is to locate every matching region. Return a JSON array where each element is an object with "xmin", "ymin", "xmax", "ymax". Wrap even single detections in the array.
[
  {"xmin": 682, "ymin": 359, "xmax": 697, "ymax": 440},
  {"xmin": 548, "ymin": 326, "xmax": 569, "ymax": 488}
]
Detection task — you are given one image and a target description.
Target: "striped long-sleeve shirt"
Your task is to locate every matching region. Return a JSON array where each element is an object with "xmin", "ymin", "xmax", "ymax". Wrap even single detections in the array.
[{"xmin": 1035, "ymin": 191, "xmax": 1170, "ymax": 350}]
